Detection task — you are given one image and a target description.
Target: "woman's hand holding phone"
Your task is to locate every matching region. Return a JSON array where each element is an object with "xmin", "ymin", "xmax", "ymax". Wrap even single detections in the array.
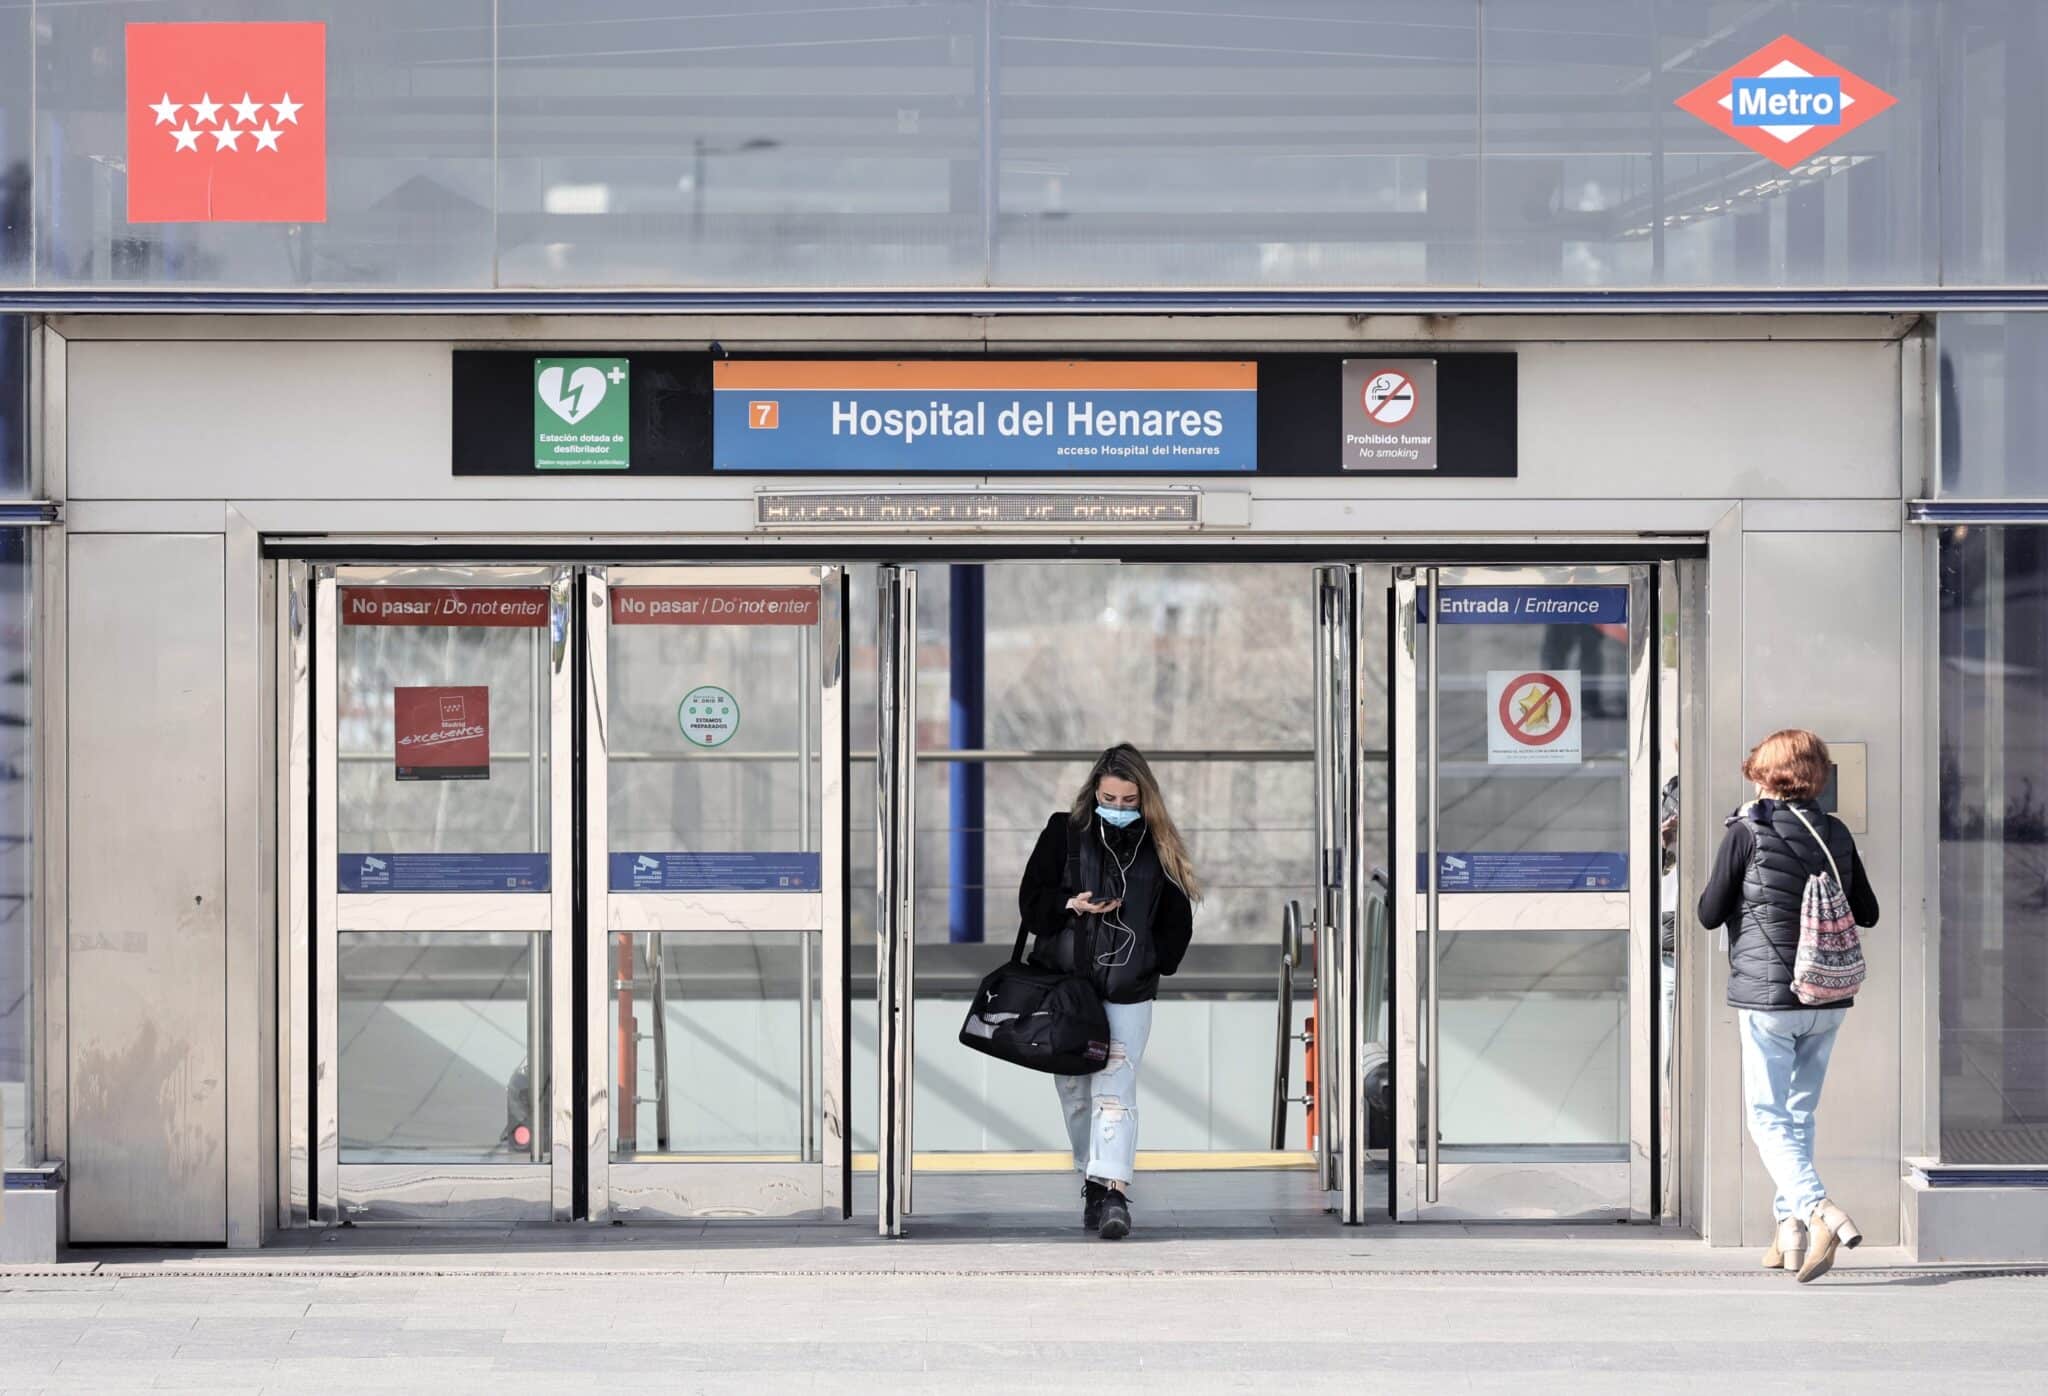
[{"xmin": 1068, "ymin": 892, "xmax": 1122, "ymax": 915}]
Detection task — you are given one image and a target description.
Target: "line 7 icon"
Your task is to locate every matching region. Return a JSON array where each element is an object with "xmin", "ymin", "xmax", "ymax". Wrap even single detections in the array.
[{"xmin": 749, "ymin": 400, "xmax": 781, "ymax": 429}]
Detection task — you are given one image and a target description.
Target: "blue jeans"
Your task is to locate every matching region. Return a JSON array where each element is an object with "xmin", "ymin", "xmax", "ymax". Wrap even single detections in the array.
[
  {"xmin": 1055, "ymin": 998, "xmax": 1153, "ymax": 1185},
  {"xmin": 1738, "ymin": 1008, "xmax": 1846, "ymax": 1222}
]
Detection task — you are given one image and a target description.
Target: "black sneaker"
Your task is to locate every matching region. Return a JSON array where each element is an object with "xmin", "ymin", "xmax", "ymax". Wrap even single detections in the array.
[
  {"xmin": 1082, "ymin": 1180, "xmax": 1108, "ymax": 1231},
  {"xmin": 1098, "ymin": 1190, "xmax": 1131, "ymax": 1241}
]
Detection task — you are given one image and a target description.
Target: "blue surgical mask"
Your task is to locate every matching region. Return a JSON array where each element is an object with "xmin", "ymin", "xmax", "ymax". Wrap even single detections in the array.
[{"xmin": 1096, "ymin": 805, "xmax": 1142, "ymax": 829}]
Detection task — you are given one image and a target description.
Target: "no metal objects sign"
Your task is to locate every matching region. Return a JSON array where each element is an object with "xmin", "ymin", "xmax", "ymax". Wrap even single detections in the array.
[{"xmin": 1487, "ymin": 669, "xmax": 1581, "ymax": 765}]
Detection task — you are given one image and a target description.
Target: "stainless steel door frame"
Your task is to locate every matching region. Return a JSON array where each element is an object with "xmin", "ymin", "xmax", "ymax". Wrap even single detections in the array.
[
  {"xmin": 876, "ymin": 564, "xmax": 917, "ymax": 1238},
  {"xmin": 589, "ymin": 564, "xmax": 848, "ymax": 1222},
  {"xmin": 314, "ymin": 564, "xmax": 574, "ymax": 1223},
  {"xmin": 1392, "ymin": 563, "xmax": 1655, "ymax": 1222},
  {"xmin": 279, "ymin": 561, "xmax": 311, "ymax": 1230},
  {"xmin": 1311, "ymin": 567, "xmax": 1342, "ymax": 1195},
  {"xmin": 1311, "ymin": 565, "xmax": 1371, "ymax": 1223}
]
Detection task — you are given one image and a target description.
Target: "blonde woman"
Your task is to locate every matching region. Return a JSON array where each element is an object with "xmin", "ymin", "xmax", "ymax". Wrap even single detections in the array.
[{"xmin": 1017, "ymin": 743, "xmax": 1200, "ymax": 1240}]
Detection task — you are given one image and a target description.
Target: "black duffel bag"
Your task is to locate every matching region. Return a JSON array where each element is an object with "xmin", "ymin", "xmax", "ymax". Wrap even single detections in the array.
[{"xmin": 958, "ymin": 923, "xmax": 1111, "ymax": 1076}]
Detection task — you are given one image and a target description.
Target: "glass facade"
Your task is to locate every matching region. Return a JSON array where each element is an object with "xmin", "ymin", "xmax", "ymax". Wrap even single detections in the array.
[
  {"xmin": 0, "ymin": 314, "xmax": 26, "ymax": 1169},
  {"xmin": 1938, "ymin": 526, "xmax": 2048, "ymax": 1164},
  {"xmin": 1938, "ymin": 307, "xmax": 2048, "ymax": 1167},
  {"xmin": 2, "ymin": 0, "xmax": 2039, "ymax": 290}
]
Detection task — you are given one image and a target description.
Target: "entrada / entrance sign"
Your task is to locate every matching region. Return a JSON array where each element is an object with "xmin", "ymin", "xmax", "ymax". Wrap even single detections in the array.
[
  {"xmin": 713, "ymin": 361, "xmax": 1257, "ymax": 473},
  {"xmin": 1674, "ymin": 34, "xmax": 1896, "ymax": 170}
]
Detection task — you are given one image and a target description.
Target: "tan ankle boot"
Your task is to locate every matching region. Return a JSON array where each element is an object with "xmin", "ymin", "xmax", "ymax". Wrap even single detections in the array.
[
  {"xmin": 1797, "ymin": 1199, "xmax": 1862, "ymax": 1283},
  {"xmin": 1763, "ymin": 1217, "xmax": 1806, "ymax": 1272}
]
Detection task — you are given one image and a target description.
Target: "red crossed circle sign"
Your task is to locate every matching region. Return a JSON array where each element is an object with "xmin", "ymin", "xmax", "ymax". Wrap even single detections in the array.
[
  {"xmin": 1362, "ymin": 371, "xmax": 1416, "ymax": 425},
  {"xmin": 1498, "ymin": 671, "xmax": 1572, "ymax": 746}
]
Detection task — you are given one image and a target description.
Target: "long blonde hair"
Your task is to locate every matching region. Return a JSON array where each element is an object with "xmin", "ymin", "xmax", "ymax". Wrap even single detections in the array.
[{"xmin": 1069, "ymin": 743, "xmax": 1203, "ymax": 902}]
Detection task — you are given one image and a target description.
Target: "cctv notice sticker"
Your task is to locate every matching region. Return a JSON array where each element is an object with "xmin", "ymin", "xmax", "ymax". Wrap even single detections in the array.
[{"xmin": 394, "ymin": 686, "xmax": 490, "ymax": 780}]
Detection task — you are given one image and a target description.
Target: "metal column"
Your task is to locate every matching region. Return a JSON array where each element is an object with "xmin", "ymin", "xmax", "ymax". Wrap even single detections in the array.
[{"xmin": 877, "ymin": 565, "xmax": 918, "ymax": 1236}]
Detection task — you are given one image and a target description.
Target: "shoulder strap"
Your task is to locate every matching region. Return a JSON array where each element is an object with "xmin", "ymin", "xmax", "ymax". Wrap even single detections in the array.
[{"xmin": 1783, "ymin": 803, "xmax": 1844, "ymax": 886}]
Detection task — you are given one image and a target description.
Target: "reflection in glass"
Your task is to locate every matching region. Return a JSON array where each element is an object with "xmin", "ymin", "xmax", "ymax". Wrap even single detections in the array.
[
  {"xmin": 1941, "ymin": 314, "xmax": 2048, "ymax": 497},
  {"xmin": 610, "ymin": 931, "xmax": 819, "ymax": 1160},
  {"xmin": 0, "ymin": 526, "xmax": 28, "ymax": 1167},
  {"xmin": 336, "ymin": 606, "xmax": 550, "ymax": 857},
  {"xmin": 338, "ymin": 932, "xmax": 541, "ymax": 1162},
  {"xmin": 36, "ymin": 0, "xmax": 495, "ymax": 287},
  {"xmin": 1423, "ymin": 600, "xmax": 1631, "ymax": 874},
  {"xmin": 608, "ymin": 600, "xmax": 821, "ymax": 863},
  {"xmin": 496, "ymin": 0, "xmax": 984, "ymax": 287},
  {"xmin": 1435, "ymin": 930, "xmax": 1628, "ymax": 1148},
  {"xmin": 1938, "ymin": 526, "xmax": 2048, "ymax": 1163}
]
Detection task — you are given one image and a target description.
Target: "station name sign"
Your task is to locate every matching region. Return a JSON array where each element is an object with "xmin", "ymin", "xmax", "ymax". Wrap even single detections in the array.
[
  {"xmin": 714, "ymin": 361, "xmax": 1256, "ymax": 474},
  {"xmin": 756, "ymin": 490, "xmax": 1201, "ymax": 530},
  {"xmin": 452, "ymin": 351, "xmax": 1514, "ymax": 480}
]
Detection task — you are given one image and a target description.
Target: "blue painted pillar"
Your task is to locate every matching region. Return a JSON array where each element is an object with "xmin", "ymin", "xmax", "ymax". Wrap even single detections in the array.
[{"xmin": 948, "ymin": 565, "xmax": 986, "ymax": 943}]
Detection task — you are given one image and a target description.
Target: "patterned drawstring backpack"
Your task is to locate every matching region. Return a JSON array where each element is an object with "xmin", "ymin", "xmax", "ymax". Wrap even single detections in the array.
[{"xmin": 1783, "ymin": 804, "xmax": 1866, "ymax": 1006}]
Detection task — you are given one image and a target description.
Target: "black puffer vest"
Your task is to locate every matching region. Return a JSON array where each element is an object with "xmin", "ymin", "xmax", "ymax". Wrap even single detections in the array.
[
  {"xmin": 1027, "ymin": 817, "xmax": 1166, "ymax": 1003},
  {"xmin": 1729, "ymin": 799, "xmax": 1859, "ymax": 1011}
]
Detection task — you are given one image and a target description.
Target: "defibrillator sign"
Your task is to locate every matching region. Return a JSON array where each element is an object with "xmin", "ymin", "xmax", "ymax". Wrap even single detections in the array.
[{"xmin": 1487, "ymin": 669, "xmax": 1580, "ymax": 765}]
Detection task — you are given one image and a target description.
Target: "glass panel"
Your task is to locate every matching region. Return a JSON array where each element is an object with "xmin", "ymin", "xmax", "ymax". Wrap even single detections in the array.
[
  {"xmin": 0, "ymin": 1, "xmax": 2029, "ymax": 291},
  {"xmin": 607, "ymin": 582, "xmax": 821, "ymax": 891},
  {"xmin": 1436, "ymin": 930, "xmax": 1628, "ymax": 1147},
  {"xmin": 1939, "ymin": 313, "xmax": 2048, "ymax": 497},
  {"xmin": 496, "ymin": 0, "xmax": 985, "ymax": 287},
  {"xmin": 1423, "ymin": 584, "xmax": 1630, "ymax": 890},
  {"xmin": 337, "ymin": 931, "xmax": 544, "ymax": 1162},
  {"xmin": 0, "ymin": 317, "xmax": 24, "ymax": 493},
  {"xmin": 0, "ymin": 5, "xmax": 26, "ymax": 283},
  {"xmin": 1480, "ymin": 1, "xmax": 1937, "ymax": 288},
  {"xmin": 1938, "ymin": 525, "xmax": 2048, "ymax": 1164},
  {"xmin": 609, "ymin": 930, "xmax": 819, "ymax": 1159},
  {"xmin": 336, "ymin": 585, "xmax": 552, "ymax": 886},
  {"xmin": 893, "ymin": 561, "xmax": 1319, "ymax": 947},
  {"xmin": 0, "ymin": 529, "xmax": 29, "ymax": 1167},
  {"xmin": 35, "ymin": 1, "xmax": 494, "ymax": 287},
  {"xmin": 995, "ymin": 0, "xmax": 1480, "ymax": 286},
  {"xmin": 1940, "ymin": 2, "xmax": 2048, "ymax": 285}
]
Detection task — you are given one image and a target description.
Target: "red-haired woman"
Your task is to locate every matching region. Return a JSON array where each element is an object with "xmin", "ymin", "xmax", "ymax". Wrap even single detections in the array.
[{"xmin": 1697, "ymin": 729, "xmax": 1880, "ymax": 1282}]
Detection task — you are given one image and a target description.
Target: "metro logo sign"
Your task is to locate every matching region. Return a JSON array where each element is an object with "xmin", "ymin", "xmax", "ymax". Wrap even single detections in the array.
[
  {"xmin": 126, "ymin": 23, "xmax": 326, "ymax": 223},
  {"xmin": 1674, "ymin": 35, "xmax": 1895, "ymax": 170}
]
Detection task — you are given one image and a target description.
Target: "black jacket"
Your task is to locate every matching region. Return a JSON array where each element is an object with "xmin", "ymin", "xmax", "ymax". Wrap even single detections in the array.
[
  {"xmin": 1696, "ymin": 798, "xmax": 1879, "ymax": 1011},
  {"xmin": 1018, "ymin": 812, "xmax": 1194, "ymax": 1004}
]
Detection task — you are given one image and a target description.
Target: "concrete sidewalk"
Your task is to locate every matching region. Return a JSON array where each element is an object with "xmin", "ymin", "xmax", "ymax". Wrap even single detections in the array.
[
  {"xmin": 6, "ymin": 1171, "xmax": 2044, "ymax": 1393},
  {"xmin": 3, "ymin": 1253, "xmax": 2044, "ymax": 1394}
]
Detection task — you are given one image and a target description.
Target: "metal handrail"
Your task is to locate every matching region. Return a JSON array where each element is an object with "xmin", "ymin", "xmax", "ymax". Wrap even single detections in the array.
[
  {"xmin": 650, "ymin": 940, "xmax": 673, "ymax": 1152},
  {"xmin": 1269, "ymin": 899, "xmax": 1312, "ymax": 1151}
]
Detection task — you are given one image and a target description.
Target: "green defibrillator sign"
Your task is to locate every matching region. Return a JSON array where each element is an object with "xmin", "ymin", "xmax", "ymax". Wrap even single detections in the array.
[{"xmin": 533, "ymin": 357, "xmax": 631, "ymax": 470}]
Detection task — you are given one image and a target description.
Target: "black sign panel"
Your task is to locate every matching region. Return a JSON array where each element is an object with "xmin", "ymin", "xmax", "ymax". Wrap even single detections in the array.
[
  {"xmin": 453, "ymin": 351, "xmax": 710, "ymax": 476},
  {"xmin": 451, "ymin": 350, "xmax": 1514, "ymax": 479}
]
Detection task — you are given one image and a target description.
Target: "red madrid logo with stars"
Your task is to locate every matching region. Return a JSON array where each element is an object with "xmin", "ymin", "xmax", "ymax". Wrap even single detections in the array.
[
  {"xmin": 126, "ymin": 23, "xmax": 326, "ymax": 224},
  {"xmin": 1674, "ymin": 35, "xmax": 1896, "ymax": 171}
]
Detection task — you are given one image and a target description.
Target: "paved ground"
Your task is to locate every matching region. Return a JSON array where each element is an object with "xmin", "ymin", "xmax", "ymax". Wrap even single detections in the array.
[{"xmin": 4, "ymin": 1172, "xmax": 2045, "ymax": 1393}]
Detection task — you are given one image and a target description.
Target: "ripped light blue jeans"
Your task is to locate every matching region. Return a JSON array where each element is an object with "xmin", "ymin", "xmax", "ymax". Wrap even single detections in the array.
[
  {"xmin": 1738, "ymin": 1007, "xmax": 1846, "ymax": 1222},
  {"xmin": 1055, "ymin": 998, "xmax": 1153, "ymax": 1186}
]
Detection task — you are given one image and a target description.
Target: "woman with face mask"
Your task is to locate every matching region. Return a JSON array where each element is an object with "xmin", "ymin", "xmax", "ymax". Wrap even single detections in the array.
[{"xmin": 1016, "ymin": 743, "xmax": 1200, "ymax": 1240}]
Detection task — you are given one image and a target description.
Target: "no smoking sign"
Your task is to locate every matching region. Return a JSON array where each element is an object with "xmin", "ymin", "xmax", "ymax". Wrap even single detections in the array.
[
  {"xmin": 1486, "ymin": 669, "xmax": 1581, "ymax": 765},
  {"xmin": 1363, "ymin": 371, "xmax": 1416, "ymax": 425},
  {"xmin": 1340, "ymin": 357, "xmax": 1437, "ymax": 471}
]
